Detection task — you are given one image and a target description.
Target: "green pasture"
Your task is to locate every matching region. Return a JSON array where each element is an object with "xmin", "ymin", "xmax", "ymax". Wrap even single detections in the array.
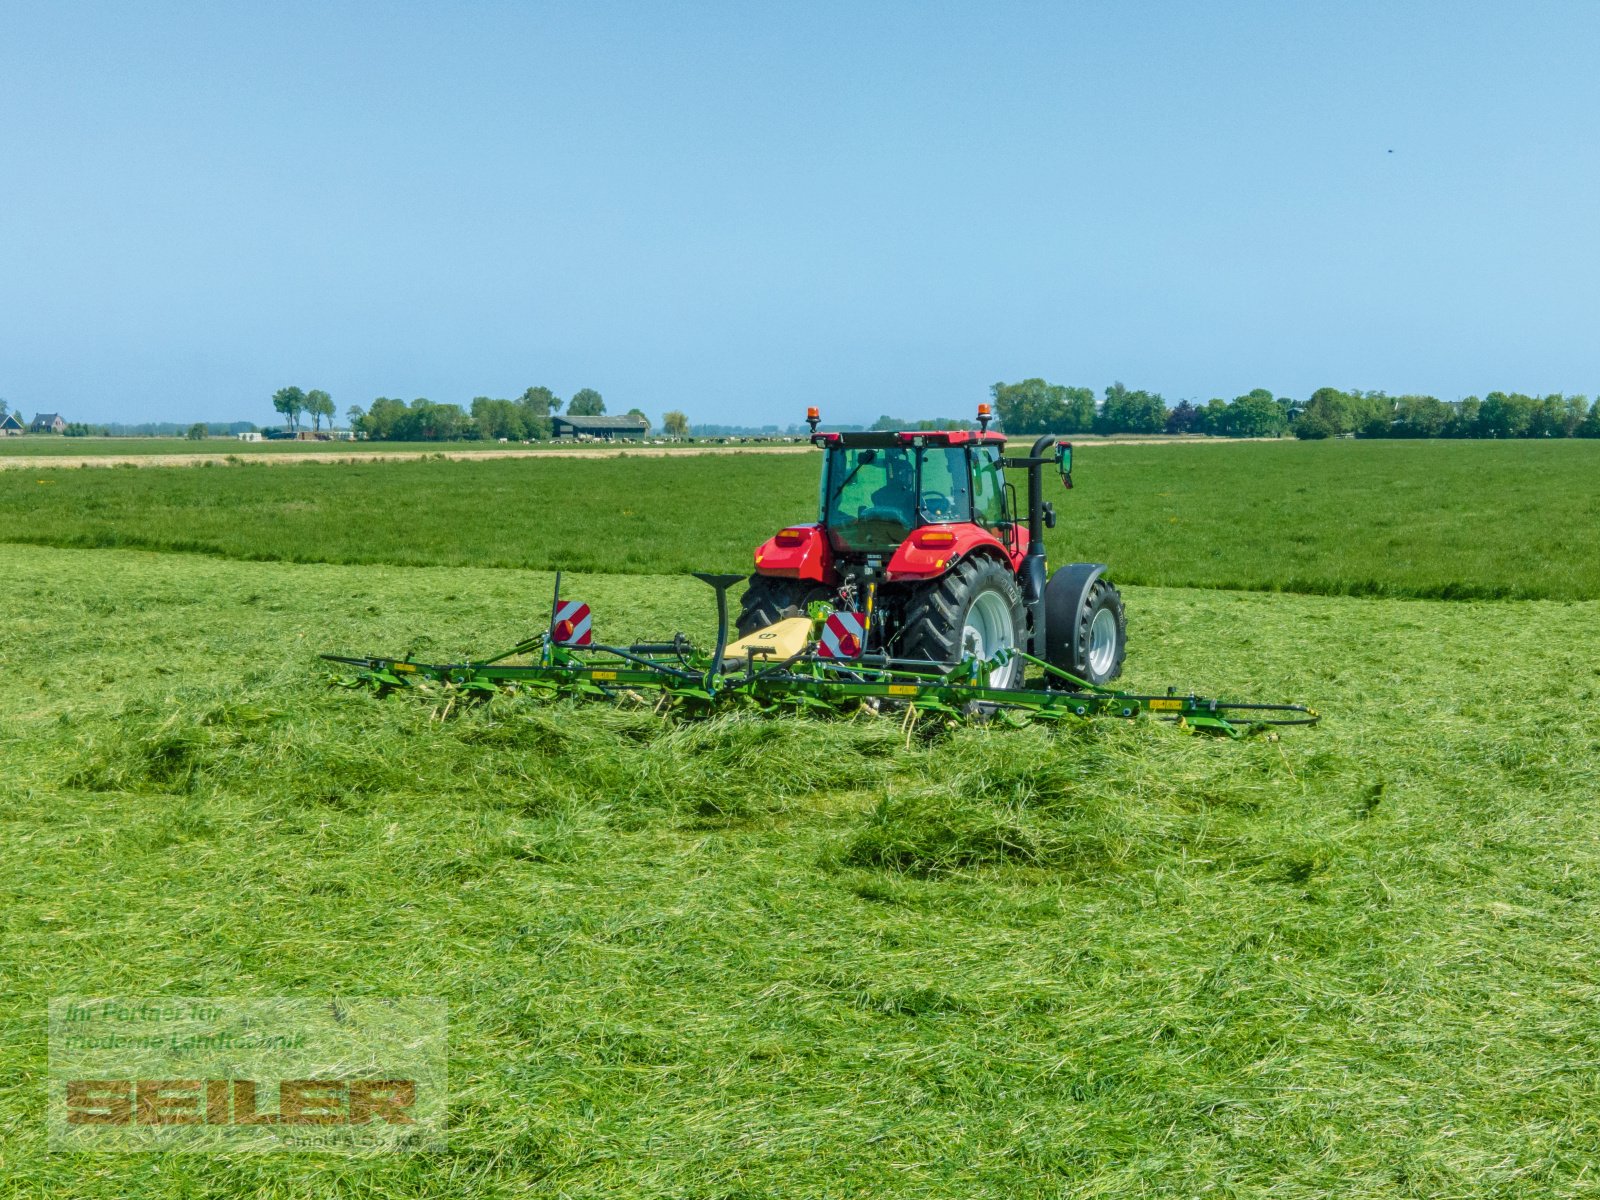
[
  {"xmin": 1, "ymin": 438, "xmax": 1596, "ymax": 598},
  {"xmin": 3, "ymin": 436, "xmax": 1598, "ymax": 1196},
  {"xmin": 1, "ymin": 545, "xmax": 1597, "ymax": 1196}
]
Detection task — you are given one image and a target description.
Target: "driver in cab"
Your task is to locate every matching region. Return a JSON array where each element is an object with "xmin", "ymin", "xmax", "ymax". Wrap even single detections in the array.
[{"xmin": 866, "ymin": 449, "xmax": 917, "ymax": 528}]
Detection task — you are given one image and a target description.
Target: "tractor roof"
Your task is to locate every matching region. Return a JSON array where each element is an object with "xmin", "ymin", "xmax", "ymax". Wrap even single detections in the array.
[{"xmin": 812, "ymin": 429, "xmax": 1007, "ymax": 449}]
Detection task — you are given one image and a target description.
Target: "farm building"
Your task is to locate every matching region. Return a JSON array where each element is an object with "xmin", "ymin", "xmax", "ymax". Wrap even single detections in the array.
[
  {"xmin": 552, "ymin": 414, "xmax": 648, "ymax": 440},
  {"xmin": 29, "ymin": 413, "xmax": 66, "ymax": 434},
  {"xmin": 0, "ymin": 413, "xmax": 23, "ymax": 436}
]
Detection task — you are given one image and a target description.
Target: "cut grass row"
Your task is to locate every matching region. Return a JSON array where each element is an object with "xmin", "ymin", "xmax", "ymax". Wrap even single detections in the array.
[
  {"xmin": 1, "ymin": 544, "xmax": 1597, "ymax": 1196},
  {"xmin": 2, "ymin": 438, "xmax": 1597, "ymax": 598}
]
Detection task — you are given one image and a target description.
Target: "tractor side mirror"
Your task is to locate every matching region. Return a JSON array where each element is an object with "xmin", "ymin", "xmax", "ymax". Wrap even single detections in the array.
[{"xmin": 1057, "ymin": 442, "xmax": 1073, "ymax": 489}]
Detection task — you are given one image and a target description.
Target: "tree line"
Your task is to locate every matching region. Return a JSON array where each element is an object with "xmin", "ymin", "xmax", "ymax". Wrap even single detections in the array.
[
  {"xmin": 272, "ymin": 385, "xmax": 691, "ymax": 441},
  {"xmin": 991, "ymin": 379, "xmax": 1600, "ymax": 439}
]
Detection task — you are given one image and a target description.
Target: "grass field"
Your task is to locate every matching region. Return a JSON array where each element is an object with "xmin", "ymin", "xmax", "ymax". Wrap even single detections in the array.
[
  {"xmin": 1, "ymin": 438, "xmax": 1596, "ymax": 598},
  {"xmin": 3, "ymin": 437, "xmax": 1597, "ymax": 1196},
  {"xmin": 2, "ymin": 544, "xmax": 1598, "ymax": 1197}
]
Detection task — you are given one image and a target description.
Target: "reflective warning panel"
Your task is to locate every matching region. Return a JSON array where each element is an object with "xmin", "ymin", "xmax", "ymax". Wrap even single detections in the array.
[
  {"xmin": 552, "ymin": 601, "xmax": 592, "ymax": 646},
  {"xmin": 818, "ymin": 611, "xmax": 865, "ymax": 659}
]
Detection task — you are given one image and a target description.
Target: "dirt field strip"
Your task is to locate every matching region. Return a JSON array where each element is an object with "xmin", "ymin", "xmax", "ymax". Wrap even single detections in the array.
[
  {"xmin": 0, "ymin": 437, "xmax": 1266, "ymax": 470},
  {"xmin": 0, "ymin": 445, "xmax": 812, "ymax": 470}
]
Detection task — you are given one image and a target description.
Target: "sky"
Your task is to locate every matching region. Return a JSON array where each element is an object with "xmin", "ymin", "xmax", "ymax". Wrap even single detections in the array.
[{"xmin": 3, "ymin": 0, "xmax": 1600, "ymax": 427}]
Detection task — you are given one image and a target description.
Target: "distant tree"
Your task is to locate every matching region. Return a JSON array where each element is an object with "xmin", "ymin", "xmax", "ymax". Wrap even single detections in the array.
[
  {"xmin": 1295, "ymin": 388, "xmax": 1355, "ymax": 439},
  {"xmin": 525, "ymin": 386, "xmax": 562, "ymax": 414},
  {"xmin": 990, "ymin": 379, "xmax": 1053, "ymax": 432},
  {"xmin": 625, "ymin": 407, "xmax": 651, "ymax": 433},
  {"xmin": 1445, "ymin": 396, "xmax": 1482, "ymax": 438},
  {"xmin": 1478, "ymin": 391, "xmax": 1536, "ymax": 438},
  {"xmin": 566, "ymin": 388, "xmax": 605, "ymax": 416},
  {"xmin": 1164, "ymin": 400, "xmax": 1199, "ymax": 435},
  {"xmin": 345, "ymin": 404, "xmax": 364, "ymax": 432},
  {"xmin": 0, "ymin": 399, "xmax": 7, "ymax": 418},
  {"xmin": 402, "ymin": 399, "xmax": 471, "ymax": 441},
  {"xmin": 1525, "ymin": 393, "xmax": 1587, "ymax": 438},
  {"xmin": 662, "ymin": 410, "xmax": 690, "ymax": 437},
  {"xmin": 1220, "ymin": 391, "xmax": 1287, "ymax": 438},
  {"xmin": 353, "ymin": 397, "xmax": 473, "ymax": 442},
  {"xmin": 356, "ymin": 397, "xmax": 408, "ymax": 440},
  {"xmin": 64, "ymin": 422, "xmax": 93, "ymax": 437},
  {"xmin": 1580, "ymin": 398, "xmax": 1600, "ymax": 438},
  {"xmin": 271, "ymin": 386, "xmax": 306, "ymax": 433},
  {"xmin": 471, "ymin": 396, "xmax": 527, "ymax": 441},
  {"xmin": 1355, "ymin": 392, "xmax": 1396, "ymax": 437},
  {"xmin": 1392, "ymin": 395, "xmax": 1450, "ymax": 438},
  {"xmin": 1060, "ymin": 386, "xmax": 1096, "ymax": 432},
  {"xmin": 990, "ymin": 380, "xmax": 1097, "ymax": 434},
  {"xmin": 989, "ymin": 379, "xmax": 1096, "ymax": 434},
  {"xmin": 1096, "ymin": 382, "xmax": 1166, "ymax": 434},
  {"xmin": 304, "ymin": 389, "xmax": 335, "ymax": 432},
  {"xmin": 1189, "ymin": 399, "xmax": 1225, "ymax": 436},
  {"xmin": 1562, "ymin": 394, "xmax": 1589, "ymax": 436},
  {"xmin": 516, "ymin": 386, "xmax": 561, "ymax": 439},
  {"xmin": 186, "ymin": 423, "xmax": 209, "ymax": 440}
]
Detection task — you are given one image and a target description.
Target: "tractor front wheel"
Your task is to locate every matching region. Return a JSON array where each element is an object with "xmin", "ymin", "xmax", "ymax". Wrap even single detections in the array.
[
  {"xmin": 900, "ymin": 556, "xmax": 1026, "ymax": 688},
  {"xmin": 1043, "ymin": 571, "xmax": 1126, "ymax": 686},
  {"xmin": 736, "ymin": 574, "xmax": 830, "ymax": 638}
]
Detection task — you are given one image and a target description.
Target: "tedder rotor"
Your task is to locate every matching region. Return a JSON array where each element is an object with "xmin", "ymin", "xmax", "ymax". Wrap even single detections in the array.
[{"xmin": 323, "ymin": 405, "xmax": 1318, "ymax": 737}]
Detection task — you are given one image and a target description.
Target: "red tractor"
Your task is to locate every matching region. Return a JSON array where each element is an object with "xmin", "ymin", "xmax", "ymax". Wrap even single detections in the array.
[{"xmin": 737, "ymin": 405, "xmax": 1128, "ymax": 687}]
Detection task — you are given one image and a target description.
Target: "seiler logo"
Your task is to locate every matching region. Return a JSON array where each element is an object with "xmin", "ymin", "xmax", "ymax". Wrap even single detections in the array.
[
  {"xmin": 49, "ymin": 996, "xmax": 446, "ymax": 1152},
  {"xmin": 65, "ymin": 1078, "xmax": 418, "ymax": 1126}
]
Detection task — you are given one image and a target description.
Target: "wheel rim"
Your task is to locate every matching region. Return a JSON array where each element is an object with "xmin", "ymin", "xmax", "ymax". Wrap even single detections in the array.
[
  {"xmin": 1087, "ymin": 605, "xmax": 1118, "ymax": 678},
  {"xmin": 961, "ymin": 589, "xmax": 1018, "ymax": 686}
]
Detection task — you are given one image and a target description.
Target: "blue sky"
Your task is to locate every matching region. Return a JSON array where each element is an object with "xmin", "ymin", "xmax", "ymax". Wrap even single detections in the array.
[{"xmin": 3, "ymin": 1, "xmax": 1599, "ymax": 426}]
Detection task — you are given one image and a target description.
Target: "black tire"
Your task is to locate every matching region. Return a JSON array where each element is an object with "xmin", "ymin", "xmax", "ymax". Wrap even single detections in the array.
[
  {"xmin": 1063, "ymin": 579, "xmax": 1126, "ymax": 684},
  {"xmin": 900, "ymin": 556, "xmax": 1026, "ymax": 687},
  {"xmin": 736, "ymin": 574, "xmax": 830, "ymax": 638}
]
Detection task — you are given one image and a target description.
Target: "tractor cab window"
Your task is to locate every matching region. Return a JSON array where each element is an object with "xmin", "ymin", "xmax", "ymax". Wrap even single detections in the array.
[
  {"xmin": 821, "ymin": 446, "xmax": 918, "ymax": 551},
  {"xmin": 916, "ymin": 446, "xmax": 971, "ymax": 523},
  {"xmin": 971, "ymin": 445, "xmax": 1009, "ymax": 530}
]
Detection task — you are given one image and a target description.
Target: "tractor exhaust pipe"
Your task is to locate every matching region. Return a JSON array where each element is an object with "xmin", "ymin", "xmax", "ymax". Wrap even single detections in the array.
[{"xmin": 1000, "ymin": 435, "xmax": 1058, "ymax": 655}]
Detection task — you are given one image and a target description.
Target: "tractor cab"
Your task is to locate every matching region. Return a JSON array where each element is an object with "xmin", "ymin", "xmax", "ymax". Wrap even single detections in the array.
[{"xmin": 816, "ymin": 432, "xmax": 1009, "ymax": 555}]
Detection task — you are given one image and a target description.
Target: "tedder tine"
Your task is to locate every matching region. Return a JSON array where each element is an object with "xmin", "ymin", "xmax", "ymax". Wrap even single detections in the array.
[{"xmin": 322, "ymin": 568, "xmax": 1317, "ymax": 736}]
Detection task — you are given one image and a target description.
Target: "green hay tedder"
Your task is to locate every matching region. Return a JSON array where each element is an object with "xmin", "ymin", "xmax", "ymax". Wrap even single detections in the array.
[{"xmin": 325, "ymin": 407, "xmax": 1318, "ymax": 737}]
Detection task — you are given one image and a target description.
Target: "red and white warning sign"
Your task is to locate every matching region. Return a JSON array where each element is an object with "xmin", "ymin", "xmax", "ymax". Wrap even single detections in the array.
[
  {"xmin": 552, "ymin": 600, "xmax": 592, "ymax": 646},
  {"xmin": 818, "ymin": 611, "xmax": 866, "ymax": 659}
]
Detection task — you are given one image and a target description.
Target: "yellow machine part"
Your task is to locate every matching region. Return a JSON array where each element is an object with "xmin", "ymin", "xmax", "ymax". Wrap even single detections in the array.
[{"xmin": 722, "ymin": 616, "xmax": 813, "ymax": 667}]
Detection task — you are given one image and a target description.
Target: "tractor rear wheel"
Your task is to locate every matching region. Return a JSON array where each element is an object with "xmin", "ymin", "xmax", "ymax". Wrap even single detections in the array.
[
  {"xmin": 736, "ymin": 574, "xmax": 830, "ymax": 638},
  {"xmin": 900, "ymin": 556, "xmax": 1026, "ymax": 688}
]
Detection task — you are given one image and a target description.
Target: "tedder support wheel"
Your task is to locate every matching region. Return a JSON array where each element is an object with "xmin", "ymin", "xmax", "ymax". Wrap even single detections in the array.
[
  {"xmin": 1043, "ymin": 565, "xmax": 1126, "ymax": 685},
  {"xmin": 900, "ymin": 556, "xmax": 1027, "ymax": 688},
  {"xmin": 736, "ymin": 574, "xmax": 830, "ymax": 638}
]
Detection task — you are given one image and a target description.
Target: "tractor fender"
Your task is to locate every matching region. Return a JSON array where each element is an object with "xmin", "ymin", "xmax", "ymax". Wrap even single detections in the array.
[
  {"xmin": 884, "ymin": 523, "xmax": 1010, "ymax": 582},
  {"xmin": 1043, "ymin": 562, "xmax": 1108, "ymax": 669},
  {"xmin": 753, "ymin": 524, "xmax": 832, "ymax": 583}
]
